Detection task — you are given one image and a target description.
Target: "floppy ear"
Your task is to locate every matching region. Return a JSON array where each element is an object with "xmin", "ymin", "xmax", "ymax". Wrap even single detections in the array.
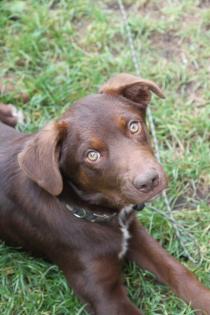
[
  {"xmin": 18, "ymin": 121, "xmax": 67, "ymax": 196},
  {"xmin": 100, "ymin": 73, "xmax": 164, "ymax": 108}
]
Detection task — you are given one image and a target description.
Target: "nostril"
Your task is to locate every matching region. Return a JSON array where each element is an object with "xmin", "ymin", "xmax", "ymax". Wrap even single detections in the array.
[
  {"xmin": 138, "ymin": 183, "xmax": 150, "ymax": 192},
  {"xmin": 139, "ymin": 184, "xmax": 147, "ymax": 190},
  {"xmin": 152, "ymin": 174, "xmax": 159, "ymax": 187}
]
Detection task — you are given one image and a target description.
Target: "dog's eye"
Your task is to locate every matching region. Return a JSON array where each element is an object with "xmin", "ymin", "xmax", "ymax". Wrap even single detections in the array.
[
  {"xmin": 87, "ymin": 150, "xmax": 101, "ymax": 162},
  {"xmin": 128, "ymin": 121, "xmax": 141, "ymax": 134}
]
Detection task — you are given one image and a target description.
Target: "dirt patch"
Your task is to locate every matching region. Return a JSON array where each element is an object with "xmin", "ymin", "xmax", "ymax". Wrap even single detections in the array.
[
  {"xmin": 103, "ymin": 0, "xmax": 134, "ymax": 11},
  {"xmin": 73, "ymin": 18, "xmax": 91, "ymax": 41},
  {"xmin": 181, "ymin": 11, "xmax": 202, "ymax": 29},
  {"xmin": 174, "ymin": 179, "xmax": 210, "ymax": 210},
  {"xmin": 105, "ymin": 0, "xmax": 165, "ymax": 19},
  {"xmin": 103, "ymin": 0, "xmax": 164, "ymax": 19},
  {"xmin": 49, "ymin": 0, "xmax": 61, "ymax": 10},
  {"xmin": 149, "ymin": 31, "xmax": 186, "ymax": 62},
  {"xmin": 0, "ymin": 76, "xmax": 29, "ymax": 103},
  {"xmin": 198, "ymin": 0, "xmax": 210, "ymax": 8},
  {"xmin": 137, "ymin": 0, "xmax": 163, "ymax": 19},
  {"xmin": 176, "ymin": 81, "xmax": 208, "ymax": 108}
]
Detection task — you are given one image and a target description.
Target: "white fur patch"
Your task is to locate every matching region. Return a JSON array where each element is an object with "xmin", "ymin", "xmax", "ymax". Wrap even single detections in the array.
[
  {"xmin": 118, "ymin": 205, "xmax": 133, "ymax": 259},
  {"xmin": 11, "ymin": 105, "xmax": 24, "ymax": 124}
]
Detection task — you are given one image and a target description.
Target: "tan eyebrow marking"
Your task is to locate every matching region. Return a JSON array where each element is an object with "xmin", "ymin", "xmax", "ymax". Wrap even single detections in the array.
[
  {"xmin": 116, "ymin": 116, "xmax": 127, "ymax": 129},
  {"xmin": 90, "ymin": 137, "xmax": 106, "ymax": 151}
]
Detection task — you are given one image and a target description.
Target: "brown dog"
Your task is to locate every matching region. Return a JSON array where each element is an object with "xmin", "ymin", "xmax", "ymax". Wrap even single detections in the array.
[{"xmin": 0, "ymin": 73, "xmax": 210, "ymax": 315}]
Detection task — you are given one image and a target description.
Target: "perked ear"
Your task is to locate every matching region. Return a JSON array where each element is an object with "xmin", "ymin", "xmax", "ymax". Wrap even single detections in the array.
[
  {"xmin": 18, "ymin": 121, "xmax": 67, "ymax": 196},
  {"xmin": 100, "ymin": 73, "xmax": 165, "ymax": 107}
]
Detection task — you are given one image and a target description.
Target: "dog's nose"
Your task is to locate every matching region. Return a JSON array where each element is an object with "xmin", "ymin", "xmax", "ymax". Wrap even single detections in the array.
[{"xmin": 133, "ymin": 171, "xmax": 159, "ymax": 192}]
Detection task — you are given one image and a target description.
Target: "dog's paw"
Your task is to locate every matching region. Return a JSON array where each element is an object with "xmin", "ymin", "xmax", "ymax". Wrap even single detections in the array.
[
  {"xmin": 0, "ymin": 104, "xmax": 24, "ymax": 127},
  {"xmin": 10, "ymin": 105, "xmax": 24, "ymax": 125}
]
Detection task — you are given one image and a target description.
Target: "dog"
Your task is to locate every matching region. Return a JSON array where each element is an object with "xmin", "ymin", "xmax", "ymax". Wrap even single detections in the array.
[{"xmin": 0, "ymin": 73, "xmax": 210, "ymax": 315}]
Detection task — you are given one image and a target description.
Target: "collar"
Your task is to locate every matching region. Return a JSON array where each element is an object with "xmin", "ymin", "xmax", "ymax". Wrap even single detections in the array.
[
  {"xmin": 64, "ymin": 178, "xmax": 145, "ymax": 223},
  {"xmin": 65, "ymin": 203, "xmax": 145, "ymax": 224},
  {"xmin": 65, "ymin": 204, "xmax": 117, "ymax": 223},
  {"xmin": 133, "ymin": 204, "xmax": 145, "ymax": 211}
]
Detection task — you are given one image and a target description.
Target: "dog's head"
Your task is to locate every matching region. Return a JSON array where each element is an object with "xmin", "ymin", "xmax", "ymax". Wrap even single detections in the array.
[{"xmin": 18, "ymin": 73, "xmax": 167, "ymax": 209}]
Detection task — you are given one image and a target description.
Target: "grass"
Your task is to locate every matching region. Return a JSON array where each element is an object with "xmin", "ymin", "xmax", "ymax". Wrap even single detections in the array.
[{"xmin": 0, "ymin": 0, "xmax": 210, "ymax": 314}]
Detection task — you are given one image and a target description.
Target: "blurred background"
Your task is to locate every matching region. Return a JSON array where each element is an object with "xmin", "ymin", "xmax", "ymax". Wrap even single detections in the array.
[{"xmin": 0, "ymin": 1, "xmax": 209, "ymax": 314}]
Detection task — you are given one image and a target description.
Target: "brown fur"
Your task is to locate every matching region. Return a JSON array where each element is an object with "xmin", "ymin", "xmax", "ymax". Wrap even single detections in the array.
[{"xmin": 0, "ymin": 74, "xmax": 210, "ymax": 315}]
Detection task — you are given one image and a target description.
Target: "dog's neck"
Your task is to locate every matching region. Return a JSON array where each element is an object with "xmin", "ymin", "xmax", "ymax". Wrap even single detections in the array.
[
  {"xmin": 62, "ymin": 177, "xmax": 118, "ymax": 212},
  {"xmin": 59, "ymin": 177, "xmax": 145, "ymax": 224}
]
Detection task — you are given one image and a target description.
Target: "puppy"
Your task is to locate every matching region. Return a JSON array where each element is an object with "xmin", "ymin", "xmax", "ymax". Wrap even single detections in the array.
[{"xmin": 0, "ymin": 73, "xmax": 209, "ymax": 315}]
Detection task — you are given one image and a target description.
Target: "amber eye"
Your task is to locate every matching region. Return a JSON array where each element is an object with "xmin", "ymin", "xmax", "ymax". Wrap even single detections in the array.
[
  {"xmin": 128, "ymin": 121, "xmax": 141, "ymax": 134},
  {"xmin": 87, "ymin": 150, "xmax": 101, "ymax": 162}
]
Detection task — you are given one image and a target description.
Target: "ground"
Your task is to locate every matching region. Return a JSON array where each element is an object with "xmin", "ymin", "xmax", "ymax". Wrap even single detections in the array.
[{"xmin": 0, "ymin": 0, "xmax": 210, "ymax": 314}]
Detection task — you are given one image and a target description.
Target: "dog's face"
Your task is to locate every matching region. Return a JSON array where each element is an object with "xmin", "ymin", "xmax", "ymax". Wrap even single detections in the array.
[
  {"xmin": 60, "ymin": 94, "xmax": 167, "ymax": 207},
  {"xmin": 18, "ymin": 74, "xmax": 167, "ymax": 209}
]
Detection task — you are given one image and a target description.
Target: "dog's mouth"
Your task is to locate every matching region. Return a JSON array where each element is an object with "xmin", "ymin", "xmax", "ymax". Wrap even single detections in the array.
[
  {"xmin": 69, "ymin": 175, "xmax": 167, "ymax": 210},
  {"xmin": 121, "ymin": 179, "xmax": 167, "ymax": 206},
  {"xmin": 112, "ymin": 166, "xmax": 168, "ymax": 207}
]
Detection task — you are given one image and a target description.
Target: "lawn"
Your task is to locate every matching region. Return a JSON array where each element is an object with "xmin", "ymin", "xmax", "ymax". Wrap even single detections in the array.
[{"xmin": 0, "ymin": 0, "xmax": 210, "ymax": 314}]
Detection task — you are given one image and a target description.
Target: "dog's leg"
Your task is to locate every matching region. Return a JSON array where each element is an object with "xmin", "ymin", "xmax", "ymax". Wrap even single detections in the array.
[
  {"xmin": 57, "ymin": 254, "xmax": 144, "ymax": 315},
  {"xmin": 0, "ymin": 104, "xmax": 24, "ymax": 127},
  {"xmin": 127, "ymin": 219, "xmax": 210, "ymax": 315}
]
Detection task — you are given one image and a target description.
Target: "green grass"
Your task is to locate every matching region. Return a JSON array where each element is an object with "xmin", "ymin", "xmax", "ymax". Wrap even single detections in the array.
[{"xmin": 0, "ymin": 0, "xmax": 210, "ymax": 314}]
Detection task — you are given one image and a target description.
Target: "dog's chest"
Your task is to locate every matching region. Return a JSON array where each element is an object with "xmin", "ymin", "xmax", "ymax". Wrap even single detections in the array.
[{"xmin": 118, "ymin": 206, "xmax": 133, "ymax": 259}]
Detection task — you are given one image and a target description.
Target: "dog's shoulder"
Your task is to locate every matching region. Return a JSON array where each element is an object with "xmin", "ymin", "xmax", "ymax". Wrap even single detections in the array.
[{"xmin": 0, "ymin": 121, "xmax": 21, "ymax": 144}]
